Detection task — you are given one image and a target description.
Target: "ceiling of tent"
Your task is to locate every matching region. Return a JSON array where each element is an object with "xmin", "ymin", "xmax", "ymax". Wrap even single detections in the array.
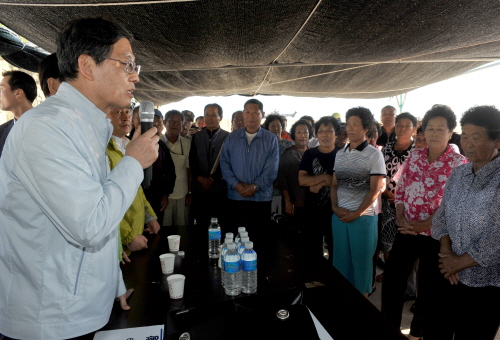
[{"xmin": 1, "ymin": 0, "xmax": 500, "ymax": 105}]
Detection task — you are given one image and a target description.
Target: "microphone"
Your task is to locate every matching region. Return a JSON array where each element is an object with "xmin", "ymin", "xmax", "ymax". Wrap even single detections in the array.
[{"xmin": 140, "ymin": 101, "xmax": 154, "ymax": 188}]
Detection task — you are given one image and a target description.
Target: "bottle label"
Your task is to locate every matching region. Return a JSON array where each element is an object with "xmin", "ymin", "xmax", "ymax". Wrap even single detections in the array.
[
  {"xmin": 224, "ymin": 261, "xmax": 240, "ymax": 273},
  {"xmin": 209, "ymin": 230, "xmax": 221, "ymax": 240},
  {"xmin": 242, "ymin": 259, "xmax": 257, "ymax": 271}
]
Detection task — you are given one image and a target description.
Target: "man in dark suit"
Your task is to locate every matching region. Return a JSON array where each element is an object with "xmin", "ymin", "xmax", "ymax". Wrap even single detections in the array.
[{"xmin": 0, "ymin": 70, "xmax": 37, "ymax": 157}]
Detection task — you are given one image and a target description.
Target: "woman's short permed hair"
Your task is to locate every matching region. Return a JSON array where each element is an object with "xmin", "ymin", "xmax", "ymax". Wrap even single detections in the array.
[
  {"xmin": 461, "ymin": 105, "xmax": 500, "ymax": 140},
  {"xmin": 345, "ymin": 107, "xmax": 374, "ymax": 130},
  {"xmin": 263, "ymin": 114, "xmax": 285, "ymax": 130},
  {"xmin": 421, "ymin": 105, "xmax": 457, "ymax": 132},
  {"xmin": 290, "ymin": 119, "xmax": 313, "ymax": 141}
]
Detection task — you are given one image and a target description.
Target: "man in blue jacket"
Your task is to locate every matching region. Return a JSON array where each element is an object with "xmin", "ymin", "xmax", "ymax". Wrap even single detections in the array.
[{"xmin": 220, "ymin": 99, "xmax": 279, "ymax": 236}]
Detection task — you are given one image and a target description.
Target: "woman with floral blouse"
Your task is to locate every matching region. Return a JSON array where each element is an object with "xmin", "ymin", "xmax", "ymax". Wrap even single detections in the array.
[
  {"xmin": 381, "ymin": 105, "xmax": 467, "ymax": 340},
  {"xmin": 432, "ymin": 106, "xmax": 500, "ymax": 340}
]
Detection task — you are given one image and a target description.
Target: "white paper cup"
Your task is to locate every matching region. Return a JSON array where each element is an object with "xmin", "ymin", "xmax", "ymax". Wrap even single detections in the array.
[
  {"xmin": 167, "ymin": 235, "xmax": 181, "ymax": 251},
  {"xmin": 167, "ymin": 274, "xmax": 185, "ymax": 299},
  {"xmin": 159, "ymin": 253, "xmax": 175, "ymax": 274}
]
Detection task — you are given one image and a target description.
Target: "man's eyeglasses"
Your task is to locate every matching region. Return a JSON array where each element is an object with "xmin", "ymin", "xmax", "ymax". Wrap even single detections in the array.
[{"xmin": 103, "ymin": 57, "xmax": 141, "ymax": 75}]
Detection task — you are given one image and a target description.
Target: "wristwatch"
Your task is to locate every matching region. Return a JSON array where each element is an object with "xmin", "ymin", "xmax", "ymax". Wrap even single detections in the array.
[{"xmin": 253, "ymin": 185, "xmax": 259, "ymax": 192}]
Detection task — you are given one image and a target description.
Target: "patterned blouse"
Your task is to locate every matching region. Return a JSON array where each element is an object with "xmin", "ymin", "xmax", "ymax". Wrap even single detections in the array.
[
  {"xmin": 382, "ymin": 141, "xmax": 414, "ymax": 192},
  {"xmin": 394, "ymin": 145, "xmax": 467, "ymax": 236},
  {"xmin": 432, "ymin": 156, "xmax": 500, "ymax": 287}
]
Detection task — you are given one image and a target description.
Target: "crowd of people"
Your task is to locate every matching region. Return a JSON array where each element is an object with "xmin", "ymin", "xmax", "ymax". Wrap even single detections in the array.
[{"xmin": 0, "ymin": 17, "xmax": 498, "ymax": 340}]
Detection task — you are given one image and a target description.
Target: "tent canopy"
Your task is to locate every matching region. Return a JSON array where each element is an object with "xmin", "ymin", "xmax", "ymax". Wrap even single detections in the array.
[{"xmin": 1, "ymin": 0, "xmax": 499, "ymax": 105}]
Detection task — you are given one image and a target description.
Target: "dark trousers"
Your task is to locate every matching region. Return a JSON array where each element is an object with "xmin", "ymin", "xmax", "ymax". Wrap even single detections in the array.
[
  {"xmin": 298, "ymin": 205, "xmax": 332, "ymax": 257},
  {"xmin": 226, "ymin": 199, "xmax": 272, "ymax": 240},
  {"xmin": 381, "ymin": 233, "xmax": 451, "ymax": 339},
  {"xmin": 447, "ymin": 283, "xmax": 500, "ymax": 340},
  {"xmin": 192, "ymin": 190, "xmax": 228, "ymax": 229}
]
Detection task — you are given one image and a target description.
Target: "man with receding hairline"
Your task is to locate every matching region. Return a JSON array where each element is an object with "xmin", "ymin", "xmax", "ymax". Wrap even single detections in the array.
[{"xmin": 0, "ymin": 18, "xmax": 158, "ymax": 339}]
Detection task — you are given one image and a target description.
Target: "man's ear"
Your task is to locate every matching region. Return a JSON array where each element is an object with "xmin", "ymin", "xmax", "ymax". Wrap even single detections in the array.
[
  {"xmin": 15, "ymin": 89, "xmax": 24, "ymax": 100},
  {"xmin": 261, "ymin": 111, "xmax": 265, "ymax": 119},
  {"xmin": 47, "ymin": 78, "xmax": 61, "ymax": 96},
  {"xmin": 78, "ymin": 54, "xmax": 95, "ymax": 81}
]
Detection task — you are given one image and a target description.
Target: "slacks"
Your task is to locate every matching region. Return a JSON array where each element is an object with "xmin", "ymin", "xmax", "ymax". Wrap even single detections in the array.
[
  {"xmin": 332, "ymin": 214, "xmax": 378, "ymax": 294},
  {"xmin": 381, "ymin": 233, "xmax": 451, "ymax": 339}
]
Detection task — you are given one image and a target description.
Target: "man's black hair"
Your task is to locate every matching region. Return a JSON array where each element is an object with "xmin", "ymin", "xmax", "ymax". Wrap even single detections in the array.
[
  {"xmin": 165, "ymin": 110, "xmax": 184, "ymax": 123},
  {"xmin": 2, "ymin": 70, "xmax": 37, "ymax": 103},
  {"xmin": 57, "ymin": 17, "xmax": 133, "ymax": 82},
  {"xmin": 345, "ymin": 107, "xmax": 375, "ymax": 130},
  {"xmin": 204, "ymin": 103, "xmax": 223, "ymax": 118},
  {"xmin": 314, "ymin": 116, "xmax": 340, "ymax": 136},
  {"xmin": 231, "ymin": 110, "xmax": 243, "ymax": 121},
  {"xmin": 244, "ymin": 98, "xmax": 263, "ymax": 112},
  {"xmin": 38, "ymin": 53, "xmax": 60, "ymax": 97}
]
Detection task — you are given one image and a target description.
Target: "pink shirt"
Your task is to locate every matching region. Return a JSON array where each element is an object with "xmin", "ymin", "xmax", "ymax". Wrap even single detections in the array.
[{"xmin": 394, "ymin": 145, "xmax": 467, "ymax": 236}]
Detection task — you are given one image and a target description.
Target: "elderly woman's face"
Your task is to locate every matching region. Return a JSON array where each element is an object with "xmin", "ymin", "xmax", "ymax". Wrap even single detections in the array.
[
  {"xmin": 461, "ymin": 124, "xmax": 500, "ymax": 166},
  {"xmin": 317, "ymin": 122, "xmax": 336, "ymax": 148},
  {"xmin": 294, "ymin": 124, "xmax": 309, "ymax": 147},
  {"xmin": 269, "ymin": 119, "xmax": 282, "ymax": 140},
  {"xmin": 424, "ymin": 117, "xmax": 452, "ymax": 151},
  {"xmin": 346, "ymin": 115, "xmax": 368, "ymax": 144},
  {"xmin": 395, "ymin": 118, "xmax": 415, "ymax": 140}
]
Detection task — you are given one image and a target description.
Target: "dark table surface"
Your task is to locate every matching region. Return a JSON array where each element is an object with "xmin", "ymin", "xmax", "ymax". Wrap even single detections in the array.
[{"xmin": 98, "ymin": 224, "xmax": 406, "ymax": 340}]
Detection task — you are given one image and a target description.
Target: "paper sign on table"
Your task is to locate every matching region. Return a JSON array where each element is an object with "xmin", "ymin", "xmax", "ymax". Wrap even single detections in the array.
[{"xmin": 94, "ymin": 325, "xmax": 164, "ymax": 340}]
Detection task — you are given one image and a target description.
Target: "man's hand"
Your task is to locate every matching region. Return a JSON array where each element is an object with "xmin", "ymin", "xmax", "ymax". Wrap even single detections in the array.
[
  {"xmin": 127, "ymin": 234, "xmax": 148, "ymax": 252},
  {"xmin": 235, "ymin": 182, "xmax": 256, "ymax": 197},
  {"xmin": 160, "ymin": 195, "xmax": 168, "ymax": 211},
  {"xmin": 118, "ymin": 288, "xmax": 134, "ymax": 311},
  {"xmin": 235, "ymin": 182, "xmax": 247, "ymax": 196},
  {"xmin": 120, "ymin": 251, "xmax": 131, "ymax": 265},
  {"xmin": 125, "ymin": 126, "xmax": 159, "ymax": 169},
  {"xmin": 145, "ymin": 219, "xmax": 161, "ymax": 234},
  {"xmin": 197, "ymin": 176, "xmax": 214, "ymax": 191},
  {"xmin": 240, "ymin": 184, "xmax": 256, "ymax": 197}
]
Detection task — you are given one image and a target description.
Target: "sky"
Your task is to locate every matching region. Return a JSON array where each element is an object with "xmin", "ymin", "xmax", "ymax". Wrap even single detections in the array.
[{"xmin": 159, "ymin": 62, "xmax": 500, "ymax": 133}]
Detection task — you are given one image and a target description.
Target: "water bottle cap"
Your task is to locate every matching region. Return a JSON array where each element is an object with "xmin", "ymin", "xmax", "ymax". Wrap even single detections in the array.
[
  {"xmin": 224, "ymin": 238, "xmax": 232, "ymax": 244},
  {"xmin": 211, "ymin": 217, "xmax": 218, "ymax": 222},
  {"xmin": 227, "ymin": 243, "xmax": 236, "ymax": 249},
  {"xmin": 241, "ymin": 237, "xmax": 250, "ymax": 243},
  {"xmin": 225, "ymin": 232, "xmax": 234, "ymax": 239},
  {"xmin": 245, "ymin": 241, "xmax": 253, "ymax": 249},
  {"xmin": 240, "ymin": 231, "xmax": 248, "ymax": 238},
  {"xmin": 238, "ymin": 227, "xmax": 246, "ymax": 232}
]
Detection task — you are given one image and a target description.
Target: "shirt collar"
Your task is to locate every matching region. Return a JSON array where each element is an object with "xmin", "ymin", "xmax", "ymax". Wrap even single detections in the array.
[
  {"xmin": 344, "ymin": 140, "xmax": 369, "ymax": 152},
  {"xmin": 465, "ymin": 154, "xmax": 500, "ymax": 178}
]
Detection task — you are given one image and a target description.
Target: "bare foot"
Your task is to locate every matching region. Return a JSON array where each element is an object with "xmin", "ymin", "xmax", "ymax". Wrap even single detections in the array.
[{"xmin": 118, "ymin": 288, "xmax": 134, "ymax": 310}]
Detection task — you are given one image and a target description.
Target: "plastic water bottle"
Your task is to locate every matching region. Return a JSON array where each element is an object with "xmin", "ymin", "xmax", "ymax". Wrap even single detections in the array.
[
  {"xmin": 234, "ymin": 227, "xmax": 246, "ymax": 245},
  {"xmin": 241, "ymin": 241, "xmax": 257, "ymax": 294},
  {"xmin": 208, "ymin": 217, "xmax": 221, "ymax": 259},
  {"xmin": 220, "ymin": 237, "xmax": 234, "ymax": 286},
  {"xmin": 238, "ymin": 236, "xmax": 250, "ymax": 257},
  {"xmin": 236, "ymin": 231, "xmax": 248, "ymax": 249},
  {"xmin": 218, "ymin": 232, "xmax": 234, "ymax": 269},
  {"xmin": 223, "ymin": 243, "xmax": 241, "ymax": 296}
]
